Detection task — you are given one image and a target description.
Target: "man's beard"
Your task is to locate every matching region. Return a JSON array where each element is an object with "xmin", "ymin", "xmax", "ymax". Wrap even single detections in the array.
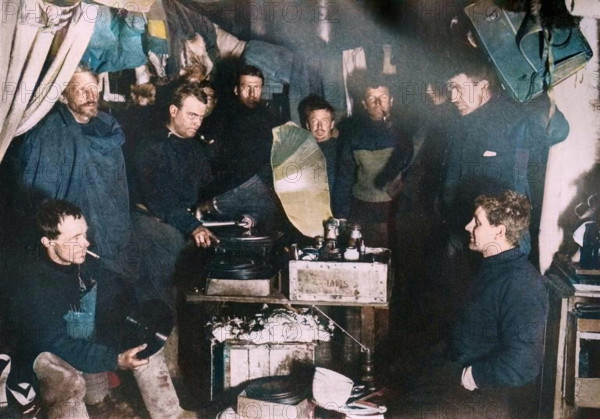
[
  {"xmin": 244, "ymin": 99, "xmax": 259, "ymax": 109},
  {"xmin": 72, "ymin": 102, "xmax": 99, "ymax": 119}
]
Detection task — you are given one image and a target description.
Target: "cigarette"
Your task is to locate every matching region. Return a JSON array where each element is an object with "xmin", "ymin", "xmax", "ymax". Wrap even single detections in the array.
[{"xmin": 86, "ymin": 250, "xmax": 100, "ymax": 259}]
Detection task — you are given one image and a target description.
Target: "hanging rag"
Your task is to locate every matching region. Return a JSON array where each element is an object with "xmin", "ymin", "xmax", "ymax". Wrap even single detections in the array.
[{"xmin": 81, "ymin": 5, "xmax": 147, "ymax": 73}]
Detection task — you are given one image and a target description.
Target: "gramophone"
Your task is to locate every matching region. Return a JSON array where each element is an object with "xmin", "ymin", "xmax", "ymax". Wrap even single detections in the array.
[
  {"xmin": 197, "ymin": 214, "xmax": 283, "ymax": 296},
  {"xmin": 198, "ymin": 122, "xmax": 334, "ymax": 296}
]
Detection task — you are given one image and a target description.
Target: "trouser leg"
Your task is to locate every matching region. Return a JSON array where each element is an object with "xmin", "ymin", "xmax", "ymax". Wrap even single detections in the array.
[
  {"xmin": 33, "ymin": 352, "xmax": 89, "ymax": 419},
  {"xmin": 213, "ymin": 173, "xmax": 281, "ymax": 231},
  {"xmin": 132, "ymin": 212, "xmax": 185, "ymax": 308}
]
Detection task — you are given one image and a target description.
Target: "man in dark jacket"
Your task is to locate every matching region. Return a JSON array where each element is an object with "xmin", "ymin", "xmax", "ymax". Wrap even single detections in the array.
[
  {"xmin": 196, "ymin": 65, "xmax": 283, "ymax": 230},
  {"xmin": 441, "ymin": 59, "xmax": 569, "ymax": 258},
  {"xmin": 428, "ymin": 58, "xmax": 568, "ymax": 329},
  {"xmin": 7, "ymin": 200, "xmax": 193, "ymax": 418},
  {"xmin": 216, "ymin": 65, "xmax": 281, "ymax": 193},
  {"xmin": 299, "ymin": 95, "xmax": 338, "ymax": 193},
  {"xmin": 131, "ymin": 82, "xmax": 218, "ymax": 306},
  {"xmin": 454, "ymin": 190, "xmax": 548, "ymax": 389},
  {"xmin": 9, "ymin": 201, "xmax": 136, "ymax": 380}
]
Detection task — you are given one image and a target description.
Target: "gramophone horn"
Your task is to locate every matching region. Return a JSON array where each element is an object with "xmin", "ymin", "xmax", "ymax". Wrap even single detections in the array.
[{"xmin": 271, "ymin": 122, "xmax": 333, "ymax": 237}]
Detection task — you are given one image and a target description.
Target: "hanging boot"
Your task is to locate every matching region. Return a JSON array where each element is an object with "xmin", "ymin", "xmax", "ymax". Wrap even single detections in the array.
[
  {"xmin": 215, "ymin": 25, "xmax": 247, "ymax": 58},
  {"xmin": 33, "ymin": 352, "xmax": 89, "ymax": 419},
  {"xmin": 133, "ymin": 349, "xmax": 196, "ymax": 418}
]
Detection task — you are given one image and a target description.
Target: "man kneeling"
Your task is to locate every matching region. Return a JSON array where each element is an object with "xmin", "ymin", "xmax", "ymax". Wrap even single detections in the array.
[{"xmin": 7, "ymin": 200, "xmax": 195, "ymax": 418}]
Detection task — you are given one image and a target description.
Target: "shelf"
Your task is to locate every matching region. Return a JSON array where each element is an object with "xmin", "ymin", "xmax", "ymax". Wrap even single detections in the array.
[{"xmin": 185, "ymin": 289, "xmax": 389, "ymax": 308}]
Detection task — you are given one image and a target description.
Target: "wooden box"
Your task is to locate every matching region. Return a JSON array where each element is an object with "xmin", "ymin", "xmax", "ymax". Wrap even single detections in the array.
[
  {"xmin": 211, "ymin": 341, "xmax": 315, "ymax": 398},
  {"xmin": 237, "ymin": 391, "xmax": 313, "ymax": 419},
  {"xmin": 575, "ymin": 378, "xmax": 600, "ymax": 408},
  {"xmin": 288, "ymin": 251, "xmax": 392, "ymax": 304}
]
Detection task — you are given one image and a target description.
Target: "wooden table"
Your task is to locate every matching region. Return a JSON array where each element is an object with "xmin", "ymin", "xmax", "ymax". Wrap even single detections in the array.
[
  {"xmin": 540, "ymin": 254, "xmax": 600, "ymax": 418},
  {"xmin": 185, "ymin": 289, "xmax": 390, "ymax": 351}
]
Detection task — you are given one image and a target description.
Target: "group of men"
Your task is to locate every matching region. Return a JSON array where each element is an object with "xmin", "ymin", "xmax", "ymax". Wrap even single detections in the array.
[
  {"xmin": 0, "ymin": 61, "xmax": 343, "ymax": 417},
  {"xmin": 1, "ymin": 66, "xmax": 224, "ymax": 418},
  {"xmin": 0, "ymin": 34, "xmax": 570, "ymax": 416}
]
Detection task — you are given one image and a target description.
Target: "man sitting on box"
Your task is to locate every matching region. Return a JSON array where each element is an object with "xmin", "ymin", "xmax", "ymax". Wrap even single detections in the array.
[
  {"xmin": 392, "ymin": 190, "xmax": 548, "ymax": 416},
  {"xmin": 453, "ymin": 190, "xmax": 548, "ymax": 390}
]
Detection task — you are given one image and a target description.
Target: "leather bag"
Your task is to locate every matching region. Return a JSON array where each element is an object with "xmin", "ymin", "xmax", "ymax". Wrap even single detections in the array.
[{"xmin": 465, "ymin": 0, "xmax": 593, "ymax": 102}]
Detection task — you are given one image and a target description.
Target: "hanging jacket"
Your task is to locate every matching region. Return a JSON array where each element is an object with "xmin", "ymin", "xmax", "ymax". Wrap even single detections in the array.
[{"xmin": 81, "ymin": 6, "xmax": 147, "ymax": 73}]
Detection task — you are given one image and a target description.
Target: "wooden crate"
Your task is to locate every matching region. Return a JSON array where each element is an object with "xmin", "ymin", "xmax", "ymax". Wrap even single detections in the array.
[
  {"xmin": 211, "ymin": 341, "xmax": 315, "ymax": 398},
  {"xmin": 288, "ymin": 253, "xmax": 392, "ymax": 304},
  {"xmin": 575, "ymin": 378, "xmax": 600, "ymax": 408}
]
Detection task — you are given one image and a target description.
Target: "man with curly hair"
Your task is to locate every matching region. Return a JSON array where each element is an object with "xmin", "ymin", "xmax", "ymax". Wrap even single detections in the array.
[
  {"xmin": 455, "ymin": 190, "xmax": 548, "ymax": 390},
  {"xmin": 392, "ymin": 191, "xmax": 548, "ymax": 416}
]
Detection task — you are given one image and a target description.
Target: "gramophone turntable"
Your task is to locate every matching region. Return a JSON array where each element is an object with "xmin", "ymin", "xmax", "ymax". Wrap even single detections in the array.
[{"xmin": 202, "ymin": 222, "xmax": 283, "ymax": 297}]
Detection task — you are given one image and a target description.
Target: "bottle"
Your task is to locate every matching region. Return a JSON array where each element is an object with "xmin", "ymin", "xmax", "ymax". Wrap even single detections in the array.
[
  {"xmin": 361, "ymin": 351, "xmax": 376, "ymax": 392},
  {"xmin": 290, "ymin": 243, "xmax": 299, "ymax": 260},
  {"xmin": 325, "ymin": 220, "xmax": 337, "ymax": 241},
  {"xmin": 348, "ymin": 223, "xmax": 362, "ymax": 249},
  {"xmin": 320, "ymin": 221, "xmax": 338, "ymax": 260},
  {"xmin": 314, "ymin": 236, "xmax": 324, "ymax": 250},
  {"xmin": 581, "ymin": 222, "xmax": 600, "ymax": 269}
]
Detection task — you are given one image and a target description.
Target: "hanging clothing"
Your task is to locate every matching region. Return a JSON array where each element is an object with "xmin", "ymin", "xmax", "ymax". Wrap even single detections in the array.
[
  {"xmin": 81, "ymin": 6, "xmax": 147, "ymax": 73},
  {"xmin": 162, "ymin": 0, "xmax": 218, "ymax": 77}
]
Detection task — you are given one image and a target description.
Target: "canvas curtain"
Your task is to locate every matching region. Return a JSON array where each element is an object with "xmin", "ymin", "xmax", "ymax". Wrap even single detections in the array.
[{"xmin": 0, "ymin": 0, "xmax": 97, "ymax": 162}]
